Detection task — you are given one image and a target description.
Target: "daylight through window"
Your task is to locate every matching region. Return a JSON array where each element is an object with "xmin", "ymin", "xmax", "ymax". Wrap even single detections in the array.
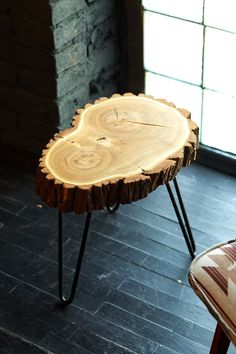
[{"xmin": 143, "ymin": 0, "xmax": 236, "ymax": 155}]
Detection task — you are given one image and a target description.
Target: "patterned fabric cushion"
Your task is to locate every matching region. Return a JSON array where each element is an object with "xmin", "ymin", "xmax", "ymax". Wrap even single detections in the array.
[{"xmin": 189, "ymin": 239, "xmax": 236, "ymax": 346}]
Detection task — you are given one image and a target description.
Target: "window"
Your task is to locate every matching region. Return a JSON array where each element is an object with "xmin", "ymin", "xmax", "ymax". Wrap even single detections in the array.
[{"xmin": 143, "ymin": 0, "xmax": 236, "ymax": 156}]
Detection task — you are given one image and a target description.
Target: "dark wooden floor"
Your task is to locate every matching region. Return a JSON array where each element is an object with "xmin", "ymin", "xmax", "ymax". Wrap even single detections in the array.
[{"xmin": 0, "ymin": 161, "xmax": 236, "ymax": 354}]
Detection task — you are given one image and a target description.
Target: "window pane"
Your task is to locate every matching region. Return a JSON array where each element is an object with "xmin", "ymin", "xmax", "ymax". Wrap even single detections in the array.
[
  {"xmin": 204, "ymin": 28, "xmax": 236, "ymax": 95},
  {"xmin": 144, "ymin": 12, "xmax": 203, "ymax": 85},
  {"xmin": 145, "ymin": 71, "xmax": 202, "ymax": 127},
  {"xmin": 202, "ymin": 90, "xmax": 236, "ymax": 154},
  {"xmin": 205, "ymin": 0, "xmax": 236, "ymax": 33},
  {"xmin": 142, "ymin": 0, "xmax": 203, "ymax": 23}
]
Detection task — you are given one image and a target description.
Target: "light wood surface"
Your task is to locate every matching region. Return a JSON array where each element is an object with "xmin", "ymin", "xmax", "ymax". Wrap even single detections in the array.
[{"xmin": 36, "ymin": 93, "xmax": 198, "ymax": 214}]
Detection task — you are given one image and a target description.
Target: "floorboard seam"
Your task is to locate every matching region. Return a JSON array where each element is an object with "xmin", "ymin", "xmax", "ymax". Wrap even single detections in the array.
[{"xmin": 0, "ymin": 326, "xmax": 51, "ymax": 353}]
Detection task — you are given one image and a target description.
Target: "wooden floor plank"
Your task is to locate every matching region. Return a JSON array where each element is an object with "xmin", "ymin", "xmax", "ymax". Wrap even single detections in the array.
[
  {"xmin": 96, "ymin": 302, "xmax": 208, "ymax": 354},
  {"xmin": 0, "ymin": 328, "xmax": 49, "ymax": 354},
  {"xmin": 135, "ymin": 189, "xmax": 236, "ymax": 232},
  {"xmin": 0, "ymin": 161, "xmax": 236, "ymax": 353}
]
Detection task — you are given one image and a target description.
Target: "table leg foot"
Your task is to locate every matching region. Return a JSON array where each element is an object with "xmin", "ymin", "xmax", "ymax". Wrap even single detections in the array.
[
  {"xmin": 58, "ymin": 211, "xmax": 92, "ymax": 305},
  {"xmin": 106, "ymin": 202, "xmax": 120, "ymax": 213},
  {"xmin": 166, "ymin": 177, "xmax": 196, "ymax": 259}
]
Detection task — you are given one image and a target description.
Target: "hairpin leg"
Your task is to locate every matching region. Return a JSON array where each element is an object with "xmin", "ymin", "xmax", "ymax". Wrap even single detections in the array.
[
  {"xmin": 107, "ymin": 202, "xmax": 120, "ymax": 213},
  {"xmin": 166, "ymin": 177, "xmax": 196, "ymax": 259},
  {"xmin": 58, "ymin": 211, "xmax": 92, "ymax": 305}
]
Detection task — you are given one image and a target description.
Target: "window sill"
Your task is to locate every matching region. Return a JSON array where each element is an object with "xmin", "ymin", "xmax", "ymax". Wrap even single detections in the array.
[{"xmin": 196, "ymin": 144, "xmax": 236, "ymax": 176}]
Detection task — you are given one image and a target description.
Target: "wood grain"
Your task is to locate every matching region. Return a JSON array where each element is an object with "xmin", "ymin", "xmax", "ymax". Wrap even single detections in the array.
[{"xmin": 36, "ymin": 93, "xmax": 199, "ymax": 213}]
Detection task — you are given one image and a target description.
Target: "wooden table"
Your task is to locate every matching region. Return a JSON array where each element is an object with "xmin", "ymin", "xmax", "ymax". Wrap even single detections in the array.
[{"xmin": 36, "ymin": 93, "xmax": 198, "ymax": 305}]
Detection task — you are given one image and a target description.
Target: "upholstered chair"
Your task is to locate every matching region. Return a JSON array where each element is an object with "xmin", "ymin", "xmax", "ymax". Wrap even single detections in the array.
[{"xmin": 189, "ymin": 239, "xmax": 236, "ymax": 354}]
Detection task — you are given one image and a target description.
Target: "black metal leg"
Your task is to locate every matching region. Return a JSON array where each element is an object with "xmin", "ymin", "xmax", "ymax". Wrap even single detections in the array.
[
  {"xmin": 58, "ymin": 211, "xmax": 92, "ymax": 305},
  {"xmin": 166, "ymin": 177, "xmax": 196, "ymax": 259},
  {"xmin": 107, "ymin": 202, "xmax": 120, "ymax": 213}
]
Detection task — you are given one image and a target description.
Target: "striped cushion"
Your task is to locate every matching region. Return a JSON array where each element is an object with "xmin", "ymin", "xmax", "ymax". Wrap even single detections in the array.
[{"xmin": 189, "ymin": 239, "xmax": 236, "ymax": 346}]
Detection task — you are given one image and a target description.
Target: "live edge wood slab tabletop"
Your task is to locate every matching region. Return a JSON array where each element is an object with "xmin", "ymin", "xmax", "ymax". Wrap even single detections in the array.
[{"xmin": 36, "ymin": 93, "xmax": 199, "ymax": 214}]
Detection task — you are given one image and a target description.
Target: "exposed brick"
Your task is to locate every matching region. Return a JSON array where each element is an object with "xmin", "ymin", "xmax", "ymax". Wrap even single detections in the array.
[
  {"xmin": 87, "ymin": 40, "xmax": 120, "ymax": 76},
  {"xmin": 86, "ymin": 0, "xmax": 117, "ymax": 28},
  {"xmin": 18, "ymin": 112, "xmax": 58, "ymax": 141},
  {"xmin": 88, "ymin": 64, "xmax": 120, "ymax": 101},
  {"xmin": 57, "ymin": 85, "xmax": 89, "ymax": 129},
  {"xmin": 0, "ymin": 40, "xmax": 13, "ymax": 63},
  {"xmin": 0, "ymin": 1, "xmax": 10, "ymax": 12},
  {"xmin": 11, "ymin": 44, "xmax": 56, "ymax": 74},
  {"xmin": 89, "ymin": 78, "xmax": 119, "ymax": 102},
  {"xmin": 13, "ymin": 18, "xmax": 54, "ymax": 50},
  {"xmin": 53, "ymin": 9, "xmax": 86, "ymax": 49},
  {"xmin": 0, "ymin": 0, "xmax": 123, "ymax": 165},
  {"xmin": 0, "ymin": 61, "xmax": 16, "ymax": 86},
  {"xmin": 89, "ymin": 17, "xmax": 119, "ymax": 49},
  {"xmin": 10, "ymin": 0, "xmax": 52, "ymax": 25},
  {"xmin": 50, "ymin": 0, "xmax": 85, "ymax": 25},
  {"xmin": 18, "ymin": 68, "xmax": 57, "ymax": 98},
  {"xmin": 0, "ymin": 84, "xmax": 59, "ymax": 120},
  {"xmin": 0, "ymin": 130, "xmax": 46, "ymax": 158},
  {"xmin": 0, "ymin": 42, "xmax": 52, "ymax": 73},
  {"xmin": 10, "ymin": 0, "xmax": 85, "ymax": 26},
  {"xmin": 18, "ymin": 63, "xmax": 87, "ymax": 99},
  {"xmin": 56, "ymin": 63, "xmax": 87, "ymax": 98},
  {"xmin": 54, "ymin": 33, "xmax": 87, "ymax": 73},
  {"xmin": 9, "ymin": 38, "xmax": 86, "ymax": 75},
  {"xmin": 0, "ymin": 108, "xmax": 17, "ymax": 130},
  {"xmin": 0, "ymin": 13, "xmax": 14, "ymax": 39}
]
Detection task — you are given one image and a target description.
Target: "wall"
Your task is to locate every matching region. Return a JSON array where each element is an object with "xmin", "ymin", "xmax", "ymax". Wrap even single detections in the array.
[{"xmin": 0, "ymin": 0, "xmax": 124, "ymax": 166}]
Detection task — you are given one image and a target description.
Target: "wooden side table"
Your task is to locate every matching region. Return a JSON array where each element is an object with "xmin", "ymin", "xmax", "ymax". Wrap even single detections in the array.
[{"xmin": 36, "ymin": 93, "xmax": 199, "ymax": 305}]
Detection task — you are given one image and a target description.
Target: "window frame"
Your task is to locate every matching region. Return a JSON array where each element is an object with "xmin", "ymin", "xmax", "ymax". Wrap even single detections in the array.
[{"xmin": 122, "ymin": 0, "xmax": 236, "ymax": 175}]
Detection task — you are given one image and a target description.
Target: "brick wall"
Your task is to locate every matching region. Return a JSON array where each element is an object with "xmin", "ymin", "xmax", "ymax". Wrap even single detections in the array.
[{"xmin": 0, "ymin": 0, "xmax": 123, "ymax": 166}]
